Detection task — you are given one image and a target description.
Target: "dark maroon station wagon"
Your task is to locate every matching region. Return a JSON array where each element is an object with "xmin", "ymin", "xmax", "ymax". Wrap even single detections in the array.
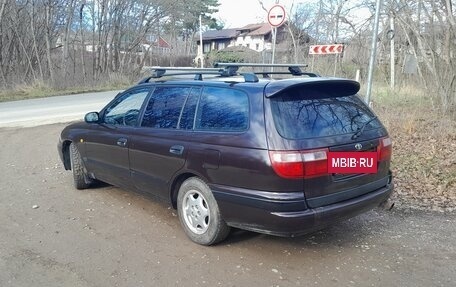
[{"xmin": 58, "ymin": 63, "xmax": 393, "ymax": 245}]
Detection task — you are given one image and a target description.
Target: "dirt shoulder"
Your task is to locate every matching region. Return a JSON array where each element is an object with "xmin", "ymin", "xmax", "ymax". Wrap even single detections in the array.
[{"xmin": 0, "ymin": 124, "xmax": 455, "ymax": 287}]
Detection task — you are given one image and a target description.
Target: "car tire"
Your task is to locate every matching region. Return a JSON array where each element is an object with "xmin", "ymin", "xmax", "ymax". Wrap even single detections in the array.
[
  {"xmin": 177, "ymin": 177, "xmax": 230, "ymax": 245},
  {"xmin": 69, "ymin": 142, "xmax": 93, "ymax": 190}
]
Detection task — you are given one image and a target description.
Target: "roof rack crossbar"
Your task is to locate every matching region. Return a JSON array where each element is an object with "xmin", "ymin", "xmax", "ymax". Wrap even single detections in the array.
[
  {"xmin": 214, "ymin": 63, "xmax": 309, "ymax": 68},
  {"xmin": 139, "ymin": 64, "xmax": 316, "ymax": 84},
  {"xmin": 140, "ymin": 66, "xmax": 259, "ymax": 83},
  {"xmin": 214, "ymin": 62, "xmax": 317, "ymax": 78},
  {"xmin": 255, "ymin": 71, "xmax": 320, "ymax": 78},
  {"xmin": 144, "ymin": 66, "xmax": 225, "ymax": 78},
  {"xmin": 144, "ymin": 66, "xmax": 223, "ymax": 72}
]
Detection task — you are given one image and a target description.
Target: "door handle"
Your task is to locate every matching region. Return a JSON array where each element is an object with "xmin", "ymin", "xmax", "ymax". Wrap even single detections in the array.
[
  {"xmin": 117, "ymin": 138, "xmax": 128, "ymax": 147},
  {"xmin": 169, "ymin": 145, "xmax": 184, "ymax": 155}
]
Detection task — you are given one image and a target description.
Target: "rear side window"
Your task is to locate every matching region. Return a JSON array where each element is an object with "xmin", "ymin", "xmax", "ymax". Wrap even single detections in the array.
[
  {"xmin": 270, "ymin": 90, "xmax": 382, "ymax": 139},
  {"xmin": 141, "ymin": 87, "xmax": 191, "ymax": 129},
  {"xmin": 195, "ymin": 87, "xmax": 249, "ymax": 132}
]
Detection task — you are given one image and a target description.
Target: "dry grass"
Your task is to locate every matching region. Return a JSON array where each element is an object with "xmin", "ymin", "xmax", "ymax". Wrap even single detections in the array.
[
  {"xmin": 0, "ymin": 79, "xmax": 132, "ymax": 103},
  {"xmin": 0, "ymin": 80, "xmax": 52, "ymax": 102},
  {"xmin": 372, "ymin": 84, "xmax": 456, "ymax": 212}
]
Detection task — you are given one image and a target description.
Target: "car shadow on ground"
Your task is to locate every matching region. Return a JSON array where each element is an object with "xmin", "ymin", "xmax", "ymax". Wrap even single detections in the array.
[
  {"xmin": 221, "ymin": 229, "xmax": 263, "ymax": 244},
  {"xmin": 88, "ymin": 180, "xmax": 111, "ymax": 189},
  {"xmin": 80, "ymin": 180, "xmax": 391, "ymax": 248}
]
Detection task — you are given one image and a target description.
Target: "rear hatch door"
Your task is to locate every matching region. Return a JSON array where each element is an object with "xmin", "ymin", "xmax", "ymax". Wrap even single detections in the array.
[{"xmin": 265, "ymin": 78, "xmax": 391, "ymax": 208}]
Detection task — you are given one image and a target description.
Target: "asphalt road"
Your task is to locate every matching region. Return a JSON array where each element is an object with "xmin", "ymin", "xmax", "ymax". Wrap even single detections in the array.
[
  {"xmin": 0, "ymin": 123, "xmax": 455, "ymax": 287},
  {"xmin": 0, "ymin": 90, "xmax": 120, "ymax": 128}
]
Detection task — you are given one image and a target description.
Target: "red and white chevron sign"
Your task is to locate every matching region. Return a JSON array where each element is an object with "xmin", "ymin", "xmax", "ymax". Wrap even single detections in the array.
[{"xmin": 309, "ymin": 44, "xmax": 344, "ymax": 55}]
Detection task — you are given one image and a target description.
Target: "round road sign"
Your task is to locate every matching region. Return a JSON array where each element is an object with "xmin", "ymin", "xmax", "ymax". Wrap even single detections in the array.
[{"xmin": 268, "ymin": 4, "xmax": 286, "ymax": 27}]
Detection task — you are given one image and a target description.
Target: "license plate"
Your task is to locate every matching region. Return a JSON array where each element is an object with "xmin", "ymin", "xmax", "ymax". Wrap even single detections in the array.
[{"xmin": 327, "ymin": 152, "xmax": 378, "ymax": 174}]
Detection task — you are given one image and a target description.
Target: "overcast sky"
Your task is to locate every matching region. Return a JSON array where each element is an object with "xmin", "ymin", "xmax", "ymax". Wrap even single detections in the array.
[{"xmin": 213, "ymin": 0, "xmax": 371, "ymax": 28}]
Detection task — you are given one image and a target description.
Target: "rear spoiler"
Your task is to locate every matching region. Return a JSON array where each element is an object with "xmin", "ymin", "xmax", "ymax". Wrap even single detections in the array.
[{"xmin": 264, "ymin": 78, "xmax": 360, "ymax": 98}]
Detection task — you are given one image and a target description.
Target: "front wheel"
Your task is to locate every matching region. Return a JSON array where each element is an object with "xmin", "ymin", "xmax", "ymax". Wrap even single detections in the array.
[
  {"xmin": 69, "ymin": 142, "xmax": 93, "ymax": 190},
  {"xmin": 177, "ymin": 177, "xmax": 230, "ymax": 245}
]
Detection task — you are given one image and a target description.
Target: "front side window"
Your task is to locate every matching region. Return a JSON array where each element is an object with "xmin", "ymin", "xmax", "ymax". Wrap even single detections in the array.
[
  {"xmin": 195, "ymin": 87, "xmax": 249, "ymax": 132},
  {"xmin": 103, "ymin": 89, "xmax": 149, "ymax": 126},
  {"xmin": 141, "ymin": 86, "xmax": 191, "ymax": 129}
]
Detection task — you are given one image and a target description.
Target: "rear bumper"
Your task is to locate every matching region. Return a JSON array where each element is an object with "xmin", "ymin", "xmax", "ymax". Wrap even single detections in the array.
[{"xmin": 212, "ymin": 178, "xmax": 393, "ymax": 237}]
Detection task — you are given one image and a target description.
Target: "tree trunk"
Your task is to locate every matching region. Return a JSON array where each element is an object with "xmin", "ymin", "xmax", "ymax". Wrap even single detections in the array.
[
  {"xmin": 62, "ymin": 0, "xmax": 76, "ymax": 81},
  {"xmin": 0, "ymin": 0, "xmax": 7, "ymax": 83},
  {"xmin": 89, "ymin": 1, "xmax": 97, "ymax": 80},
  {"xmin": 45, "ymin": 1, "xmax": 54, "ymax": 84},
  {"xmin": 0, "ymin": 0, "xmax": 6, "ymax": 22},
  {"xmin": 443, "ymin": 0, "xmax": 455, "ymax": 64},
  {"xmin": 12, "ymin": 21, "xmax": 37, "ymax": 81},
  {"xmin": 30, "ymin": 1, "xmax": 44, "ymax": 81},
  {"xmin": 286, "ymin": 23, "xmax": 298, "ymax": 63},
  {"xmin": 80, "ymin": 3, "xmax": 87, "ymax": 81}
]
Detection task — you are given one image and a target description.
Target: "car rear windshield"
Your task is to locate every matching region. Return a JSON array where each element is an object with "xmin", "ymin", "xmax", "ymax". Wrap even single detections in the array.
[{"xmin": 270, "ymin": 89, "xmax": 382, "ymax": 139}]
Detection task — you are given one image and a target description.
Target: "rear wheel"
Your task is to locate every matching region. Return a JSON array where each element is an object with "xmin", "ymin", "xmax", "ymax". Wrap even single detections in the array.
[
  {"xmin": 177, "ymin": 177, "xmax": 230, "ymax": 245},
  {"xmin": 69, "ymin": 142, "xmax": 93, "ymax": 189}
]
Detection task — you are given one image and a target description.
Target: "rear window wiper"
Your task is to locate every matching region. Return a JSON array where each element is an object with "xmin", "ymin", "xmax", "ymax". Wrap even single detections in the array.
[{"xmin": 352, "ymin": 116, "xmax": 378, "ymax": 140}]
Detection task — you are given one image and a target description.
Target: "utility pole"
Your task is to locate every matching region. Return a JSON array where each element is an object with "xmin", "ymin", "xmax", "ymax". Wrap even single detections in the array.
[
  {"xmin": 198, "ymin": 15, "xmax": 204, "ymax": 68},
  {"xmin": 365, "ymin": 0, "xmax": 383, "ymax": 105}
]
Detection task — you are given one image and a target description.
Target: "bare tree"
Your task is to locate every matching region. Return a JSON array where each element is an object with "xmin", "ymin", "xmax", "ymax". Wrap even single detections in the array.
[{"xmin": 0, "ymin": 0, "xmax": 454, "ymax": 112}]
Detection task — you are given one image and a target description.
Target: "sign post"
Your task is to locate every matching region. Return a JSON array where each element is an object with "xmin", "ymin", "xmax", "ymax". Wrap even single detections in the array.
[{"xmin": 267, "ymin": 4, "xmax": 286, "ymax": 71}]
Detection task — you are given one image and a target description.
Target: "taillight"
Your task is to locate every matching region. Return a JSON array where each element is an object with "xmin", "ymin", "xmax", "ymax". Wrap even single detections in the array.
[
  {"xmin": 302, "ymin": 150, "xmax": 328, "ymax": 177},
  {"xmin": 269, "ymin": 149, "xmax": 329, "ymax": 179},
  {"xmin": 378, "ymin": 136, "xmax": 392, "ymax": 161}
]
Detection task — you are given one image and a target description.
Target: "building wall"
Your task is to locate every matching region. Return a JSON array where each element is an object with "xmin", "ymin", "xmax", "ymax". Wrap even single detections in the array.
[
  {"xmin": 235, "ymin": 35, "xmax": 268, "ymax": 51},
  {"xmin": 197, "ymin": 25, "xmax": 287, "ymax": 54},
  {"xmin": 201, "ymin": 39, "xmax": 237, "ymax": 53}
]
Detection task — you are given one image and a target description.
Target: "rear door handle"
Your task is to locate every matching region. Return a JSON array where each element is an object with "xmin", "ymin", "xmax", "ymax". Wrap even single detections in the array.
[
  {"xmin": 169, "ymin": 145, "xmax": 184, "ymax": 155},
  {"xmin": 117, "ymin": 138, "xmax": 128, "ymax": 147}
]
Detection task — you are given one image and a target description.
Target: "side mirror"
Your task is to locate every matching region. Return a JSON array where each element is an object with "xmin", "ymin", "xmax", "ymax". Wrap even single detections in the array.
[{"xmin": 84, "ymin": 112, "xmax": 100, "ymax": 123}]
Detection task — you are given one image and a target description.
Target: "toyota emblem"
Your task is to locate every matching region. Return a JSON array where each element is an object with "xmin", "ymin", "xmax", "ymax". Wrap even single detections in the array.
[{"xmin": 355, "ymin": 143, "xmax": 363, "ymax": 150}]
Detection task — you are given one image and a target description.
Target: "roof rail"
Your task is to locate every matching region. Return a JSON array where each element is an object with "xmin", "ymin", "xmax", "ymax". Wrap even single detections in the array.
[
  {"xmin": 214, "ymin": 63, "xmax": 309, "ymax": 68},
  {"xmin": 213, "ymin": 62, "xmax": 318, "ymax": 77},
  {"xmin": 140, "ymin": 66, "xmax": 259, "ymax": 83}
]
